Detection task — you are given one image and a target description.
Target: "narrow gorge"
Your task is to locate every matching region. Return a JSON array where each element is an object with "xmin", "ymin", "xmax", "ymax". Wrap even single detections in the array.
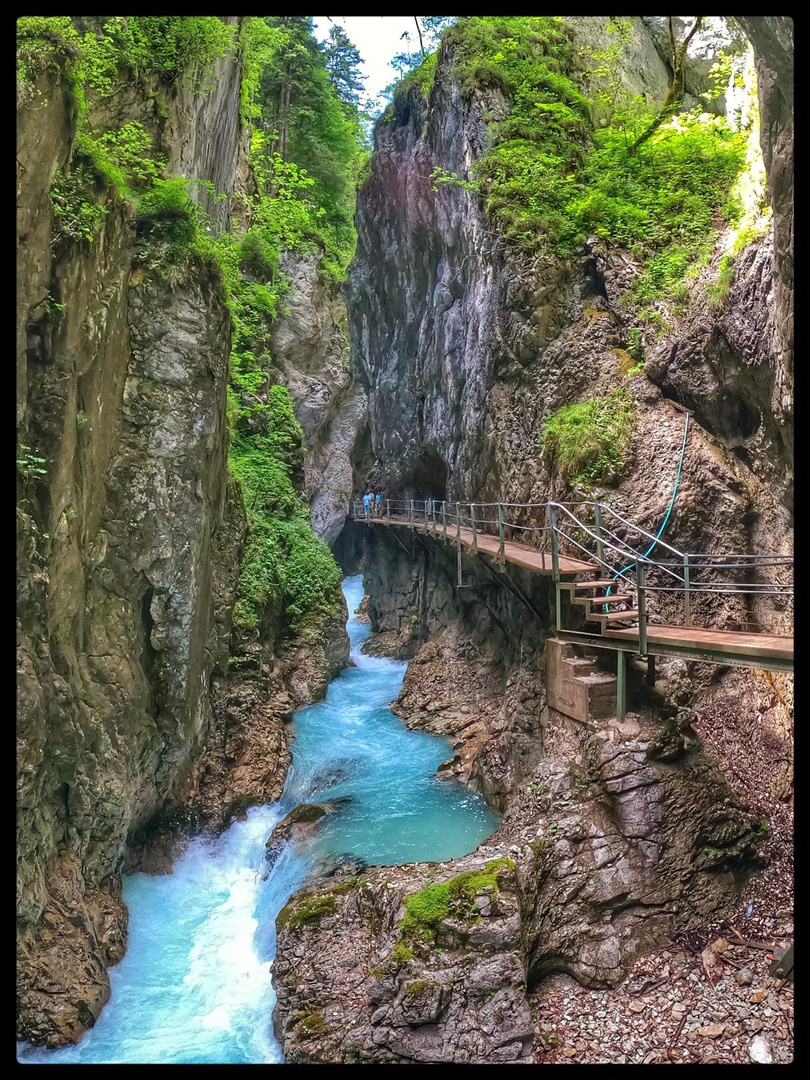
[{"xmin": 17, "ymin": 16, "xmax": 793, "ymax": 1066}]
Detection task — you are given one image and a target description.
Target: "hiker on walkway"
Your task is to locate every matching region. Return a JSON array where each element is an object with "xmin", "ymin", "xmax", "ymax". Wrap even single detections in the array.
[
  {"xmin": 362, "ymin": 490, "xmax": 372, "ymax": 521},
  {"xmin": 375, "ymin": 491, "xmax": 382, "ymax": 517}
]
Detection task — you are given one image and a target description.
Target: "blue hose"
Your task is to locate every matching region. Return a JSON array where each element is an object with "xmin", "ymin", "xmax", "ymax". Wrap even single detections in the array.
[{"xmin": 607, "ymin": 411, "xmax": 690, "ymax": 595}]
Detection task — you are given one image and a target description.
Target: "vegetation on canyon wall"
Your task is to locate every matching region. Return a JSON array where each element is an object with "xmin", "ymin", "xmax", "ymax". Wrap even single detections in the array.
[
  {"xmin": 18, "ymin": 15, "xmax": 364, "ymax": 638},
  {"xmin": 422, "ymin": 17, "xmax": 750, "ymax": 311},
  {"xmin": 541, "ymin": 387, "xmax": 636, "ymax": 487}
]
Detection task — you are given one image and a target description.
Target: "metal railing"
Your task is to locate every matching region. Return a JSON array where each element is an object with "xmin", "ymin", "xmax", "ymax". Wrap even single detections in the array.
[{"xmin": 349, "ymin": 497, "xmax": 793, "ymax": 643}]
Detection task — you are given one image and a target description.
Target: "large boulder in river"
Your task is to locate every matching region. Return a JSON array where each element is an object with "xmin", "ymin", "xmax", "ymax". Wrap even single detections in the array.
[{"xmin": 265, "ymin": 800, "xmax": 351, "ymax": 867}]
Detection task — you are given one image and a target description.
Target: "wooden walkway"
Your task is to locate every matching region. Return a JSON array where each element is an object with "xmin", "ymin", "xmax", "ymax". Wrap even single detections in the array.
[
  {"xmin": 605, "ymin": 624, "xmax": 793, "ymax": 667},
  {"xmin": 363, "ymin": 514, "xmax": 793, "ymax": 673},
  {"xmin": 369, "ymin": 515, "xmax": 597, "ymax": 575}
]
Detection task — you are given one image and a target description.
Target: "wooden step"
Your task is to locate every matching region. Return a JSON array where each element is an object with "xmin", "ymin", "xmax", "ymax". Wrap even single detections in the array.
[
  {"xmin": 573, "ymin": 593, "xmax": 633, "ymax": 608},
  {"xmin": 590, "ymin": 609, "xmax": 639, "ymax": 624},
  {"xmin": 573, "ymin": 579, "xmax": 622, "ymax": 590}
]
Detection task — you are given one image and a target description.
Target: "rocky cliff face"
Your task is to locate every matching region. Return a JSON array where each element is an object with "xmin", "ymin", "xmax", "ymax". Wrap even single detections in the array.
[
  {"xmin": 270, "ymin": 254, "xmax": 367, "ymax": 546},
  {"xmin": 275, "ymin": 16, "xmax": 792, "ymax": 1063},
  {"xmin": 17, "ymin": 44, "xmax": 244, "ymax": 1044}
]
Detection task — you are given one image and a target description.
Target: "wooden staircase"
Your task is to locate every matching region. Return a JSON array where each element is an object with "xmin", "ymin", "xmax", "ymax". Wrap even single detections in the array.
[{"xmin": 559, "ymin": 574, "xmax": 639, "ymax": 633}]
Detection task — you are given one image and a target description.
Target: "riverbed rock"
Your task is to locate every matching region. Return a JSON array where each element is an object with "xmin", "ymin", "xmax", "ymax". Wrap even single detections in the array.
[{"xmin": 265, "ymin": 801, "xmax": 349, "ymax": 867}]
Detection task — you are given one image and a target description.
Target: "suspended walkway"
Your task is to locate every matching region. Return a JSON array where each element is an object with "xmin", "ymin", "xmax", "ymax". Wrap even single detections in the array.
[{"xmin": 349, "ymin": 496, "xmax": 793, "ymax": 719}]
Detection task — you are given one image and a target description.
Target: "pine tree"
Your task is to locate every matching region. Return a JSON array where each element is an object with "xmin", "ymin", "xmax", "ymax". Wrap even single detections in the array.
[{"xmin": 324, "ymin": 25, "xmax": 366, "ymax": 108}]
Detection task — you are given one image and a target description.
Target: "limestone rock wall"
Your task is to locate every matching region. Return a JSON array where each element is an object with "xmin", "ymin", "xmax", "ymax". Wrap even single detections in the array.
[{"xmin": 270, "ymin": 254, "xmax": 367, "ymax": 546}]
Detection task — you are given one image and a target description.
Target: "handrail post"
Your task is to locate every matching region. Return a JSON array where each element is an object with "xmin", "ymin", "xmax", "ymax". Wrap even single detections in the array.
[
  {"xmin": 549, "ymin": 503, "xmax": 561, "ymax": 632},
  {"xmin": 456, "ymin": 502, "xmax": 463, "ymax": 587},
  {"xmin": 594, "ymin": 503, "xmax": 605, "ymax": 570},
  {"xmin": 637, "ymin": 558, "xmax": 647, "ymax": 655},
  {"xmin": 386, "ymin": 498, "xmax": 391, "ymax": 521},
  {"xmin": 683, "ymin": 553, "xmax": 691, "ymax": 626},
  {"xmin": 432, "ymin": 500, "xmax": 437, "ymax": 536},
  {"xmin": 409, "ymin": 499, "xmax": 414, "ymax": 529},
  {"xmin": 442, "ymin": 501, "xmax": 447, "ymax": 540},
  {"xmin": 471, "ymin": 503, "xmax": 478, "ymax": 556},
  {"xmin": 497, "ymin": 503, "xmax": 505, "ymax": 571}
]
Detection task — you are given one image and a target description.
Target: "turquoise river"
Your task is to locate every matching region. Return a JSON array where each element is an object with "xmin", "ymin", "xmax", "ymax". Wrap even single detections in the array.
[{"xmin": 19, "ymin": 575, "xmax": 500, "ymax": 1064}]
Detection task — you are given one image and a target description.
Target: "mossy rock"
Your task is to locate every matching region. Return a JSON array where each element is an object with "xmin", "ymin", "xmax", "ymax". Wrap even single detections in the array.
[
  {"xmin": 296, "ymin": 1011, "xmax": 327, "ymax": 1038},
  {"xmin": 277, "ymin": 891, "xmax": 338, "ymax": 932},
  {"xmin": 398, "ymin": 858, "xmax": 516, "ymax": 945}
]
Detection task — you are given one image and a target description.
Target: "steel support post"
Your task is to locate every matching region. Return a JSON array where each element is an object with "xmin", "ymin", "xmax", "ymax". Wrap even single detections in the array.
[
  {"xmin": 637, "ymin": 558, "xmax": 647, "ymax": 655},
  {"xmin": 456, "ymin": 503, "xmax": 462, "ymax": 587},
  {"xmin": 471, "ymin": 503, "xmax": 478, "ymax": 556},
  {"xmin": 594, "ymin": 503, "xmax": 605, "ymax": 570},
  {"xmin": 683, "ymin": 554, "xmax": 691, "ymax": 627},
  {"xmin": 497, "ymin": 503, "xmax": 506, "ymax": 571},
  {"xmin": 616, "ymin": 650, "xmax": 626, "ymax": 722},
  {"xmin": 646, "ymin": 654, "xmax": 656, "ymax": 685},
  {"xmin": 549, "ymin": 504, "xmax": 561, "ymax": 632}
]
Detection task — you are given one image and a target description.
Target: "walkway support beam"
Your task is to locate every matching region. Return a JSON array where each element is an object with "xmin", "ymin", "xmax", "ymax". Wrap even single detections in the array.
[
  {"xmin": 498, "ymin": 504, "xmax": 506, "ymax": 571},
  {"xmin": 594, "ymin": 503, "xmax": 605, "ymax": 569},
  {"xmin": 683, "ymin": 553, "xmax": 691, "ymax": 627},
  {"xmin": 616, "ymin": 650, "xmax": 626, "ymax": 722}
]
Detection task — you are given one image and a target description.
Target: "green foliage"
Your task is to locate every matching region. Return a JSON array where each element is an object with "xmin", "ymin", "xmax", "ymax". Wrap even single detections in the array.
[
  {"xmin": 398, "ymin": 859, "xmax": 514, "ymax": 946},
  {"xmin": 390, "ymin": 942, "xmax": 415, "ymax": 966},
  {"xmin": 76, "ymin": 410, "xmax": 89, "ymax": 428},
  {"xmin": 49, "ymin": 165, "xmax": 108, "ymax": 248},
  {"xmin": 253, "ymin": 16, "xmax": 366, "ymax": 277},
  {"xmin": 17, "ymin": 17, "xmax": 80, "ymax": 104},
  {"xmin": 17, "ymin": 444, "xmax": 48, "ymax": 480},
  {"xmin": 96, "ymin": 122, "xmax": 163, "ymax": 187},
  {"xmin": 228, "ymin": 386, "xmax": 342, "ymax": 634},
  {"xmin": 395, "ymin": 51, "xmax": 438, "ymax": 106},
  {"xmin": 423, "ymin": 16, "xmax": 746, "ymax": 302},
  {"xmin": 18, "ymin": 17, "xmax": 235, "ymax": 108},
  {"xmin": 279, "ymin": 892, "xmax": 337, "ymax": 931},
  {"xmin": 541, "ymin": 388, "xmax": 636, "ymax": 488},
  {"xmin": 296, "ymin": 1012, "xmax": 327, "ymax": 1037}
]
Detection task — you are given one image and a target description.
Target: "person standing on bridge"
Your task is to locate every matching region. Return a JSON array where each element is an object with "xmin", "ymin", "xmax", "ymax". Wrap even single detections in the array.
[
  {"xmin": 375, "ymin": 491, "xmax": 382, "ymax": 517},
  {"xmin": 363, "ymin": 490, "xmax": 372, "ymax": 521}
]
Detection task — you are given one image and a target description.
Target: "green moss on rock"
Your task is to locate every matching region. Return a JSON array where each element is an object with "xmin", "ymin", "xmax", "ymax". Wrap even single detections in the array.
[
  {"xmin": 398, "ymin": 858, "xmax": 516, "ymax": 946},
  {"xmin": 278, "ymin": 891, "xmax": 338, "ymax": 932}
]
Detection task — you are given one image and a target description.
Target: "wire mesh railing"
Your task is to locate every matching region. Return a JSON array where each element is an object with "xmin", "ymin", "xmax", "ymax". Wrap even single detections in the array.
[{"xmin": 349, "ymin": 496, "xmax": 793, "ymax": 640}]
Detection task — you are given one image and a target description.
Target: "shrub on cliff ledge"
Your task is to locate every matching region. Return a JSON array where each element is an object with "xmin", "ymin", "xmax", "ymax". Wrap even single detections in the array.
[{"xmin": 541, "ymin": 388, "xmax": 635, "ymax": 488}]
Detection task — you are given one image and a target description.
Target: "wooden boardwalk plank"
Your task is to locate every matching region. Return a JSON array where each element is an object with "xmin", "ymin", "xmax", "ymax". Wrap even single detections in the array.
[{"xmin": 605, "ymin": 624, "xmax": 793, "ymax": 662}]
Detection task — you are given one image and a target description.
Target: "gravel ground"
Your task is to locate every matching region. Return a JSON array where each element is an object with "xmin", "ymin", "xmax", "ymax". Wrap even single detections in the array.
[{"xmin": 530, "ymin": 930, "xmax": 793, "ymax": 1064}]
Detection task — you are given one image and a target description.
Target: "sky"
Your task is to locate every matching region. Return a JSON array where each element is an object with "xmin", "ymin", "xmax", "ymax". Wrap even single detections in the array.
[{"xmin": 311, "ymin": 16, "xmax": 427, "ymax": 111}]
